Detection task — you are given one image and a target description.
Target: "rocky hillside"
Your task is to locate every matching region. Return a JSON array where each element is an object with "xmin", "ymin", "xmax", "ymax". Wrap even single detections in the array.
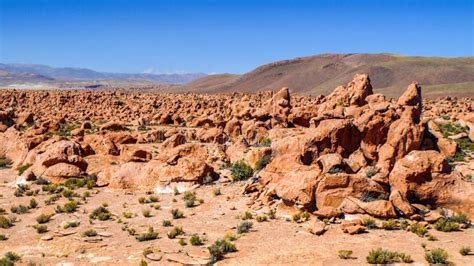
[{"xmin": 181, "ymin": 54, "xmax": 474, "ymax": 97}]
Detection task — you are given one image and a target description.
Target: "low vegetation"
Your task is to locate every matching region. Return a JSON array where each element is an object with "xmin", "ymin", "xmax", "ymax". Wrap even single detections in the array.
[
  {"xmin": 366, "ymin": 248, "xmax": 413, "ymax": 264},
  {"xmin": 135, "ymin": 227, "xmax": 159, "ymax": 242},
  {"xmin": 208, "ymin": 239, "xmax": 237, "ymax": 263},
  {"xmin": 425, "ymin": 248, "xmax": 449, "ymax": 264},
  {"xmin": 230, "ymin": 161, "xmax": 253, "ymax": 181}
]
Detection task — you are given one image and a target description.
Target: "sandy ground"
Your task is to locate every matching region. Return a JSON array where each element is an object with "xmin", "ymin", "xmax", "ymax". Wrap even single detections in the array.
[{"xmin": 1, "ymin": 168, "xmax": 473, "ymax": 265}]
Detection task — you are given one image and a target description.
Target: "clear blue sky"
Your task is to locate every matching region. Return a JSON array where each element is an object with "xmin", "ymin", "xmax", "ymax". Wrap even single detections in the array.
[{"xmin": 1, "ymin": 0, "xmax": 472, "ymax": 74}]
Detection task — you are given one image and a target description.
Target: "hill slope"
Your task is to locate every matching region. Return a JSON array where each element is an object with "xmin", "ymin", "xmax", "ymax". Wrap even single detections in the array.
[
  {"xmin": 0, "ymin": 63, "xmax": 206, "ymax": 84},
  {"xmin": 181, "ymin": 54, "xmax": 474, "ymax": 97}
]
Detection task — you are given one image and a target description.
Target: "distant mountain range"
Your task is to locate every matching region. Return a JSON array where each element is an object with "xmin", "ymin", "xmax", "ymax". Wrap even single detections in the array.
[
  {"xmin": 179, "ymin": 53, "xmax": 474, "ymax": 98},
  {"xmin": 0, "ymin": 63, "xmax": 206, "ymax": 85}
]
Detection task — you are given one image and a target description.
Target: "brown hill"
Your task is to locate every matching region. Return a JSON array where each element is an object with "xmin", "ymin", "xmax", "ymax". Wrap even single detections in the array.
[{"xmin": 180, "ymin": 53, "xmax": 474, "ymax": 97}]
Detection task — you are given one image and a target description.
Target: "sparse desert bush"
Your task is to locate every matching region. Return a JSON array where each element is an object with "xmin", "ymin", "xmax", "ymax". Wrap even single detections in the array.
[
  {"xmin": 1, "ymin": 251, "xmax": 21, "ymax": 265},
  {"xmin": 64, "ymin": 178, "xmax": 86, "ymax": 190},
  {"xmin": 292, "ymin": 212, "xmax": 301, "ymax": 222},
  {"xmin": 338, "ymin": 250, "xmax": 353, "ymax": 259},
  {"xmin": 0, "ymin": 157, "xmax": 12, "ymax": 168},
  {"xmin": 63, "ymin": 221, "xmax": 80, "ymax": 229},
  {"xmin": 0, "ymin": 234, "xmax": 7, "ymax": 241},
  {"xmin": 208, "ymin": 239, "xmax": 237, "ymax": 263},
  {"xmin": 60, "ymin": 200, "xmax": 78, "ymax": 213},
  {"xmin": 36, "ymin": 213, "xmax": 53, "ymax": 224},
  {"xmin": 10, "ymin": 205, "xmax": 29, "ymax": 214},
  {"xmin": 82, "ymin": 229, "xmax": 98, "ymax": 237},
  {"xmin": 185, "ymin": 199, "xmax": 195, "ymax": 208},
  {"xmin": 434, "ymin": 218, "xmax": 460, "ymax": 232},
  {"xmin": 237, "ymin": 221, "xmax": 253, "ymax": 234},
  {"xmin": 167, "ymin": 226, "xmax": 184, "ymax": 239},
  {"xmin": 0, "ymin": 208, "xmax": 5, "ymax": 215},
  {"xmin": 427, "ymin": 234, "xmax": 438, "ymax": 241},
  {"xmin": 425, "ymin": 248, "xmax": 449, "ymax": 264},
  {"xmin": 178, "ymin": 238, "xmax": 187, "ymax": 246},
  {"xmin": 45, "ymin": 194, "xmax": 61, "ymax": 205},
  {"xmin": 135, "ymin": 227, "xmax": 159, "ymax": 242},
  {"xmin": 382, "ymin": 219, "xmax": 398, "ymax": 230},
  {"xmin": 241, "ymin": 211, "xmax": 253, "ymax": 220},
  {"xmin": 212, "ymin": 187, "xmax": 221, "ymax": 196},
  {"xmin": 0, "ymin": 216, "xmax": 14, "ymax": 228},
  {"xmin": 255, "ymin": 154, "xmax": 272, "ymax": 171},
  {"xmin": 256, "ymin": 215, "xmax": 268, "ymax": 222},
  {"xmin": 171, "ymin": 208, "xmax": 184, "ymax": 219},
  {"xmin": 34, "ymin": 224, "xmax": 48, "ymax": 234},
  {"xmin": 162, "ymin": 220, "xmax": 172, "ymax": 227},
  {"xmin": 460, "ymin": 246, "xmax": 471, "ymax": 256},
  {"xmin": 224, "ymin": 232, "xmax": 238, "ymax": 241},
  {"xmin": 138, "ymin": 197, "xmax": 146, "ymax": 204},
  {"xmin": 29, "ymin": 198, "xmax": 38, "ymax": 209},
  {"xmin": 267, "ymin": 209, "xmax": 276, "ymax": 219},
  {"xmin": 142, "ymin": 209, "xmax": 152, "ymax": 218},
  {"xmin": 409, "ymin": 223, "xmax": 428, "ymax": 237},
  {"xmin": 366, "ymin": 248, "xmax": 412, "ymax": 264},
  {"xmin": 449, "ymin": 212, "xmax": 469, "ymax": 224},
  {"xmin": 123, "ymin": 212, "xmax": 134, "ymax": 219},
  {"xmin": 257, "ymin": 137, "xmax": 272, "ymax": 147},
  {"xmin": 89, "ymin": 206, "xmax": 112, "ymax": 221},
  {"xmin": 230, "ymin": 161, "xmax": 253, "ymax": 181},
  {"xmin": 18, "ymin": 163, "xmax": 32, "ymax": 175},
  {"xmin": 190, "ymin": 234, "xmax": 204, "ymax": 246}
]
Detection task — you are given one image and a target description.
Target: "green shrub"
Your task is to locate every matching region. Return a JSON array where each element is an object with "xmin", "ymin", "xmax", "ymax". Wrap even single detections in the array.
[
  {"xmin": 167, "ymin": 226, "xmax": 184, "ymax": 239},
  {"xmin": 255, "ymin": 154, "xmax": 272, "ymax": 171},
  {"xmin": 44, "ymin": 194, "xmax": 61, "ymax": 205},
  {"xmin": 36, "ymin": 213, "xmax": 53, "ymax": 224},
  {"xmin": 363, "ymin": 217, "xmax": 377, "ymax": 229},
  {"xmin": 28, "ymin": 199, "xmax": 38, "ymax": 210},
  {"xmin": 460, "ymin": 246, "xmax": 471, "ymax": 256},
  {"xmin": 230, "ymin": 161, "xmax": 253, "ymax": 181},
  {"xmin": 190, "ymin": 234, "xmax": 204, "ymax": 246},
  {"xmin": 0, "ymin": 216, "xmax": 14, "ymax": 228},
  {"xmin": 256, "ymin": 215, "xmax": 268, "ymax": 222},
  {"xmin": 409, "ymin": 223, "xmax": 428, "ymax": 237},
  {"xmin": 123, "ymin": 212, "xmax": 134, "ymax": 219},
  {"xmin": 338, "ymin": 250, "xmax": 353, "ymax": 259},
  {"xmin": 34, "ymin": 224, "xmax": 48, "ymax": 234},
  {"xmin": 89, "ymin": 206, "xmax": 112, "ymax": 221},
  {"xmin": 427, "ymin": 234, "xmax": 438, "ymax": 241},
  {"xmin": 64, "ymin": 178, "xmax": 86, "ymax": 190},
  {"xmin": 18, "ymin": 163, "xmax": 32, "ymax": 175},
  {"xmin": 425, "ymin": 248, "xmax": 449, "ymax": 264},
  {"xmin": 208, "ymin": 239, "xmax": 237, "ymax": 263},
  {"xmin": 138, "ymin": 197, "xmax": 146, "ymax": 204},
  {"xmin": 0, "ymin": 157, "xmax": 12, "ymax": 168},
  {"xmin": 182, "ymin": 191, "xmax": 196, "ymax": 201},
  {"xmin": 135, "ymin": 227, "xmax": 159, "ymax": 242},
  {"xmin": 162, "ymin": 220, "xmax": 172, "ymax": 227},
  {"xmin": 382, "ymin": 219, "xmax": 398, "ymax": 230},
  {"xmin": 257, "ymin": 137, "xmax": 272, "ymax": 147},
  {"xmin": 10, "ymin": 205, "xmax": 28, "ymax": 214},
  {"xmin": 449, "ymin": 212, "xmax": 469, "ymax": 224},
  {"xmin": 178, "ymin": 238, "xmax": 187, "ymax": 246},
  {"xmin": 3, "ymin": 251, "xmax": 21, "ymax": 264},
  {"xmin": 292, "ymin": 212, "xmax": 301, "ymax": 222},
  {"xmin": 366, "ymin": 248, "xmax": 412, "ymax": 264},
  {"xmin": 63, "ymin": 221, "xmax": 80, "ymax": 229},
  {"xmin": 434, "ymin": 219, "xmax": 460, "ymax": 232},
  {"xmin": 185, "ymin": 199, "xmax": 195, "ymax": 208},
  {"xmin": 82, "ymin": 229, "xmax": 98, "ymax": 237},
  {"xmin": 142, "ymin": 209, "xmax": 152, "ymax": 218},
  {"xmin": 61, "ymin": 200, "xmax": 78, "ymax": 213},
  {"xmin": 237, "ymin": 221, "xmax": 253, "ymax": 234},
  {"xmin": 267, "ymin": 209, "xmax": 276, "ymax": 219},
  {"xmin": 212, "ymin": 187, "xmax": 221, "ymax": 196},
  {"xmin": 0, "ymin": 234, "xmax": 7, "ymax": 241},
  {"xmin": 241, "ymin": 211, "xmax": 253, "ymax": 220},
  {"xmin": 171, "ymin": 208, "xmax": 184, "ymax": 219}
]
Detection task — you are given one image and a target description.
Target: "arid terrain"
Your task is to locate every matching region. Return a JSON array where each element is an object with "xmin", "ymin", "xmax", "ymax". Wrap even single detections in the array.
[{"xmin": 1, "ymin": 74, "xmax": 474, "ymax": 265}]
